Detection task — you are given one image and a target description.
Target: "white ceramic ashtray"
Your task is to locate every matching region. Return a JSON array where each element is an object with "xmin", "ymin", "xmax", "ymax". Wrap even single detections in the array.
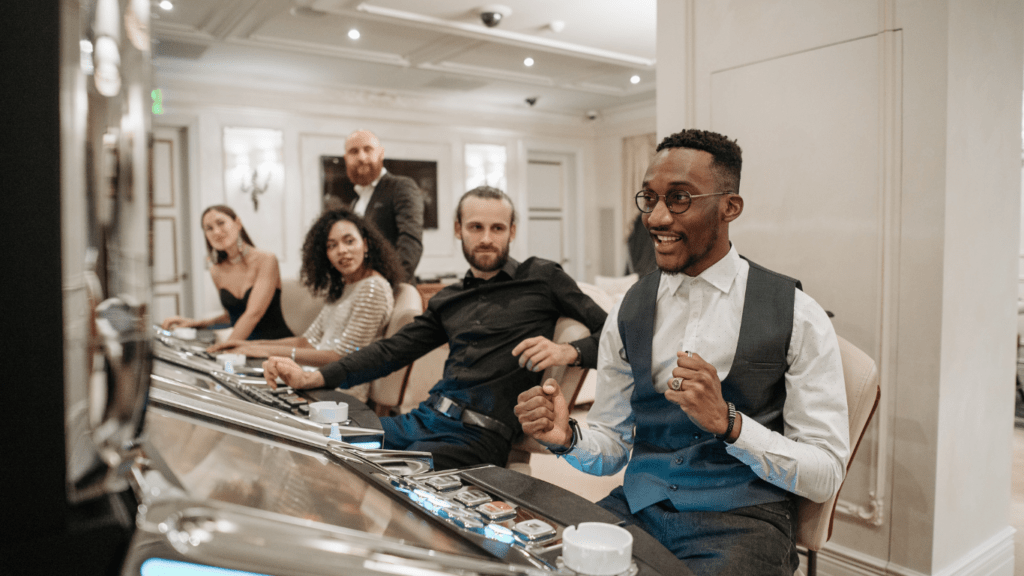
[
  {"xmin": 561, "ymin": 522, "xmax": 633, "ymax": 576},
  {"xmin": 308, "ymin": 401, "xmax": 349, "ymax": 424},
  {"xmin": 172, "ymin": 327, "xmax": 197, "ymax": 340}
]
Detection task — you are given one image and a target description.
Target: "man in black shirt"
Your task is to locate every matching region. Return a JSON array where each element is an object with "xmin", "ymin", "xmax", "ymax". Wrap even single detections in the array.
[{"xmin": 265, "ymin": 186, "xmax": 607, "ymax": 470}]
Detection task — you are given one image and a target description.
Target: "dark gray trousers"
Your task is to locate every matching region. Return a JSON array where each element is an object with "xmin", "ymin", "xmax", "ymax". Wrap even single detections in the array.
[{"xmin": 597, "ymin": 486, "xmax": 799, "ymax": 576}]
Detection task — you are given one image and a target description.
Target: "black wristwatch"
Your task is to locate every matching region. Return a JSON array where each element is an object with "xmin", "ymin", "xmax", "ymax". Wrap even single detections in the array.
[
  {"xmin": 716, "ymin": 402, "xmax": 737, "ymax": 442},
  {"xmin": 571, "ymin": 344, "xmax": 583, "ymax": 366},
  {"xmin": 548, "ymin": 417, "xmax": 581, "ymax": 455}
]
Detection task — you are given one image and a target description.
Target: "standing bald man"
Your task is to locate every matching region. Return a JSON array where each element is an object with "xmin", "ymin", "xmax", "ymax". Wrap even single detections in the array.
[{"xmin": 325, "ymin": 130, "xmax": 424, "ymax": 282}]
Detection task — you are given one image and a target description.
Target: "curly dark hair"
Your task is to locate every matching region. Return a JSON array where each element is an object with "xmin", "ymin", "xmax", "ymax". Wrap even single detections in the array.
[
  {"xmin": 300, "ymin": 209, "xmax": 403, "ymax": 302},
  {"xmin": 202, "ymin": 205, "xmax": 256, "ymax": 265},
  {"xmin": 656, "ymin": 129, "xmax": 743, "ymax": 195}
]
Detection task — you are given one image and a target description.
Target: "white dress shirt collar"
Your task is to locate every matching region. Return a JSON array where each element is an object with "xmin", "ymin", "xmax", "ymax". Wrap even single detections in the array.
[{"xmin": 660, "ymin": 244, "xmax": 741, "ymax": 296}]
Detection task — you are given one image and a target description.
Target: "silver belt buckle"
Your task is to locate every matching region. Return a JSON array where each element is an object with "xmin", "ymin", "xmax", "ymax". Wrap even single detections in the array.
[{"xmin": 436, "ymin": 396, "xmax": 456, "ymax": 417}]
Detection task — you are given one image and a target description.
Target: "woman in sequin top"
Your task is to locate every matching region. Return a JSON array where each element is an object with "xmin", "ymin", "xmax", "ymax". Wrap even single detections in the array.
[{"xmin": 211, "ymin": 210, "xmax": 404, "ymax": 399}]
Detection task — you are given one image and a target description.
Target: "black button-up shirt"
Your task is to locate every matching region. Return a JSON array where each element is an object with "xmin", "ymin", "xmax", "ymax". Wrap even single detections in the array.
[{"xmin": 319, "ymin": 257, "xmax": 608, "ymax": 429}]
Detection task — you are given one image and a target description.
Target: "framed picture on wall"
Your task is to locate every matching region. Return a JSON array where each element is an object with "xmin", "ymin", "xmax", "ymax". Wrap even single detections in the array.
[{"xmin": 320, "ymin": 156, "xmax": 438, "ymax": 230}]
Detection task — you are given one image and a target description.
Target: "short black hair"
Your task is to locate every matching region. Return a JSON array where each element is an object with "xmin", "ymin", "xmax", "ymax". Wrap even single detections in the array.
[
  {"xmin": 656, "ymin": 129, "xmax": 743, "ymax": 195},
  {"xmin": 454, "ymin": 185, "xmax": 517, "ymax": 227}
]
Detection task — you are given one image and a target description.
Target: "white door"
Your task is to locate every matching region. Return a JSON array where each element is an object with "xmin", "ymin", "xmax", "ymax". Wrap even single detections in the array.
[
  {"xmin": 526, "ymin": 152, "xmax": 580, "ymax": 279},
  {"xmin": 151, "ymin": 127, "xmax": 192, "ymax": 320}
]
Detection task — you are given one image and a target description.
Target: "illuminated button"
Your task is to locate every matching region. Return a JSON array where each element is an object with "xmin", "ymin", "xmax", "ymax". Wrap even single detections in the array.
[
  {"xmin": 477, "ymin": 500, "xmax": 517, "ymax": 521},
  {"xmin": 484, "ymin": 523, "xmax": 515, "ymax": 543},
  {"xmin": 447, "ymin": 509, "xmax": 485, "ymax": 530},
  {"xmin": 454, "ymin": 488, "xmax": 492, "ymax": 507},
  {"xmin": 512, "ymin": 519, "xmax": 556, "ymax": 542},
  {"xmin": 424, "ymin": 474, "xmax": 462, "ymax": 492}
]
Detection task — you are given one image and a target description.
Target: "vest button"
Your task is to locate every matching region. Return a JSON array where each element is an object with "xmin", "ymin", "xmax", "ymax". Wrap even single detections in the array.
[
  {"xmin": 674, "ymin": 457, "xmax": 683, "ymax": 464},
  {"xmin": 669, "ymin": 485, "xmax": 678, "ymax": 491},
  {"xmin": 693, "ymin": 434, "xmax": 700, "ymax": 440}
]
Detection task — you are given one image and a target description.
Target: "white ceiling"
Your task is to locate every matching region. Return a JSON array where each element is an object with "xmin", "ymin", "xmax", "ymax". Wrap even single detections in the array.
[{"xmin": 152, "ymin": 0, "xmax": 657, "ymax": 118}]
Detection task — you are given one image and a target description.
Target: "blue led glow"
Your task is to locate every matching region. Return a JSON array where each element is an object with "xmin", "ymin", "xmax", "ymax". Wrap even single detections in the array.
[
  {"xmin": 349, "ymin": 441, "xmax": 382, "ymax": 449},
  {"xmin": 484, "ymin": 524, "xmax": 515, "ymax": 543},
  {"xmin": 141, "ymin": 558, "xmax": 272, "ymax": 576}
]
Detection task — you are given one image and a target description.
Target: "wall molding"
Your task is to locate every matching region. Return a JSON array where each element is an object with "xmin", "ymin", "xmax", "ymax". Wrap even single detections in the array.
[
  {"xmin": 815, "ymin": 527, "xmax": 1014, "ymax": 576},
  {"xmin": 830, "ymin": 26, "xmax": 903, "ymax": 530}
]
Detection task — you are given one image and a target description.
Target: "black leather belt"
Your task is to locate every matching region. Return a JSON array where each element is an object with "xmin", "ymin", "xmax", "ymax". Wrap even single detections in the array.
[{"xmin": 427, "ymin": 394, "xmax": 514, "ymax": 442}]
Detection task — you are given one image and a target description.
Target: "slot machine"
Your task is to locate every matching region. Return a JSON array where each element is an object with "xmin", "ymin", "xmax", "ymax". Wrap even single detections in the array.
[{"xmin": 6, "ymin": 1, "xmax": 690, "ymax": 574}]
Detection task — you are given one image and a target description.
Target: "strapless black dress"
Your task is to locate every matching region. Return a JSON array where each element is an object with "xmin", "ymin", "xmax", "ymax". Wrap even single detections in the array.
[{"xmin": 219, "ymin": 286, "xmax": 293, "ymax": 340}]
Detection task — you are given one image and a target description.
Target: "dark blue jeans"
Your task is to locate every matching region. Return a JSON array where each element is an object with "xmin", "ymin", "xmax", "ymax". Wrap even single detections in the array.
[
  {"xmin": 597, "ymin": 486, "xmax": 799, "ymax": 576},
  {"xmin": 381, "ymin": 405, "xmax": 511, "ymax": 471}
]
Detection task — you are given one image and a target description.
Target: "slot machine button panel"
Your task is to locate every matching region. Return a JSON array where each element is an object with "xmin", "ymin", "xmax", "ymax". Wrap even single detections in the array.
[
  {"xmin": 454, "ymin": 488, "xmax": 492, "ymax": 507},
  {"xmin": 476, "ymin": 500, "xmax": 517, "ymax": 522},
  {"xmin": 424, "ymin": 474, "xmax": 462, "ymax": 492}
]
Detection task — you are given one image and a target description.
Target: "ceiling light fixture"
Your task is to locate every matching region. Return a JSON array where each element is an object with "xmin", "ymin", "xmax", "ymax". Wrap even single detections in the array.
[
  {"xmin": 353, "ymin": 3, "xmax": 655, "ymax": 69},
  {"xmin": 348, "ymin": 29, "xmax": 361, "ymax": 40},
  {"xmin": 159, "ymin": 0, "xmax": 173, "ymax": 10},
  {"xmin": 630, "ymin": 75, "xmax": 640, "ymax": 84},
  {"xmin": 548, "ymin": 20, "xmax": 565, "ymax": 33},
  {"xmin": 523, "ymin": 57, "xmax": 534, "ymax": 67}
]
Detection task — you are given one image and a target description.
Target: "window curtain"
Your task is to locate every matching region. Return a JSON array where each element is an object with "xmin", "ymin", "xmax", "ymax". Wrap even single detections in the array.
[{"xmin": 622, "ymin": 133, "xmax": 657, "ymax": 242}]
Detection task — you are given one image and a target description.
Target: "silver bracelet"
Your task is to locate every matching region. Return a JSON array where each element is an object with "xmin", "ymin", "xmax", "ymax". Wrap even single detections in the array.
[{"xmin": 291, "ymin": 347, "xmax": 296, "ymax": 362}]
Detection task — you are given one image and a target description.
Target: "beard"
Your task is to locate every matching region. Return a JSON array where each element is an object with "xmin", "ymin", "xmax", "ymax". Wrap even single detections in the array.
[
  {"xmin": 657, "ymin": 217, "xmax": 720, "ymax": 276},
  {"xmin": 463, "ymin": 240, "xmax": 511, "ymax": 273},
  {"xmin": 346, "ymin": 159, "xmax": 384, "ymax": 186}
]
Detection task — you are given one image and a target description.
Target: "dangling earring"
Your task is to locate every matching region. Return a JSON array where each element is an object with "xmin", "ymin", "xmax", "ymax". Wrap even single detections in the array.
[{"xmin": 230, "ymin": 236, "xmax": 248, "ymax": 264}]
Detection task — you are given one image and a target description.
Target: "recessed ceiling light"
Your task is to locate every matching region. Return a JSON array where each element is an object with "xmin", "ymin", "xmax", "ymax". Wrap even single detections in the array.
[
  {"xmin": 630, "ymin": 75, "xmax": 641, "ymax": 84},
  {"xmin": 159, "ymin": 0, "xmax": 173, "ymax": 10},
  {"xmin": 524, "ymin": 57, "xmax": 534, "ymax": 67},
  {"xmin": 348, "ymin": 29, "xmax": 361, "ymax": 40}
]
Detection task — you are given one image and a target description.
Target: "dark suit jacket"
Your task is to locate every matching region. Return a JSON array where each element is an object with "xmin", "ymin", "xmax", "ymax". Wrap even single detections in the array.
[{"xmin": 325, "ymin": 172, "xmax": 424, "ymax": 282}]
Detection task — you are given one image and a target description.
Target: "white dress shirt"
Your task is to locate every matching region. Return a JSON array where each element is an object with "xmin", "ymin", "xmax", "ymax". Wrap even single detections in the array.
[
  {"xmin": 352, "ymin": 167, "xmax": 387, "ymax": 216},
  {"xmin": 561, "ymin": 246, "xmax": 850, "ymax": 504}
]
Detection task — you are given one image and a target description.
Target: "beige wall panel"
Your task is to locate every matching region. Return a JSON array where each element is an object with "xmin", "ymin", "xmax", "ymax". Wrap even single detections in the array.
[
  {"xmin": 709, "ymin": 35, "xmax": 892, "ymax": 562},
  {"xmin": 659, "ymin": 0, "xmax": 887, "ymax": 135},
  {"xmin": 711, "ymin": 36, "xmax": 882, "ymax": 347}
]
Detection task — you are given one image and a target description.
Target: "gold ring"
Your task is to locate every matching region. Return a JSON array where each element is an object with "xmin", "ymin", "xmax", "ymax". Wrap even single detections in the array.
[{"xmin": 669, "ymin": 377, "xmax": 682, "ymax": 391}]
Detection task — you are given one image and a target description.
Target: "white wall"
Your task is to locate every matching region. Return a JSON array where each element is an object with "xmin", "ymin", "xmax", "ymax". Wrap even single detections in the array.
[
  {"xmin": 155, "ymin": 74, "xmax": 654, "ymax": 317},
  {"xmin": 657, "ymin": 0, "xmax": 1023, "ymax": 574}
]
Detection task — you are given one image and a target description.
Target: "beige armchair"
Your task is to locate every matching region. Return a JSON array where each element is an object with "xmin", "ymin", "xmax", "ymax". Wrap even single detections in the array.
[
  {"xmin": 797, "ymin": 335, "xmax": 881, "ymax": 576},
  {"xmin": 367, "ymin": 283, "xmax": 424, "ymax": 416},
  {"xmin": 279, "ymin": 278, "xmax": 325, "ymax": 336}
]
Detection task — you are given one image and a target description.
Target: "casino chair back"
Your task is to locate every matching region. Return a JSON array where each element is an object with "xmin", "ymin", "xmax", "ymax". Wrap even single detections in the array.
[
  {"xmin": 280, "ymin": 278, "xmax": 326, "ymax": 336},
  {"xmin": 506, "ymin": 316, "xmax": 592, "ymax": 473},
  {"xmin": 368, "ymin": 283, "xmax": 424, "ymax": 416},
  {"xmin": 796, "ymin": 335, "xmax": 881, "ymax": 576}
]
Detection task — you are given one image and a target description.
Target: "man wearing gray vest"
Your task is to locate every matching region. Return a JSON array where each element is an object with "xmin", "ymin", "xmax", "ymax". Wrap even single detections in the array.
[{"xmin": 515, "ymin": 129, "xmax": 850, "ymax": 575}]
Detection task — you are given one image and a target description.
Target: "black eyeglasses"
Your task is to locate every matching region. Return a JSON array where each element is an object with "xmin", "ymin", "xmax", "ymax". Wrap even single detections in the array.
[{"xmin": 635, "ymin": 190, "xmax": 731, "ymax": 214}]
